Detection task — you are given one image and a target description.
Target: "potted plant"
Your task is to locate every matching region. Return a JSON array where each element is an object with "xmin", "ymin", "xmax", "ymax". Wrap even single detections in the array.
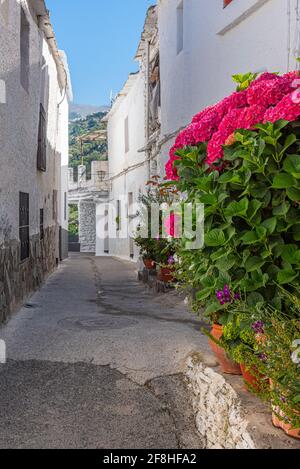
[
  {"xmin": 134, "ymin": 178, "xmax": 178, "ymax": 274},
  {"xmin": 203, "ymin": 285, "xmax": 242, "ymax": 375},
  {"xmin": 157, "ymin": 253, "xmax": 177, "ymax": 283},
  {"xmin": 253, "ymin": 301, "xmax": 300, "ymax": 439}
]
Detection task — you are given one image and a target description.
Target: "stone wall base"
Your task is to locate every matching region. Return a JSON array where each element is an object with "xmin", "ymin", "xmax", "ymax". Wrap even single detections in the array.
[
  {"xmin": 185, "ymin": 352, "xmax": 300, "ymax": 449},
  {"xmin": 0, "ymin": 226, "xmax": 57, "ymax": 324},
  {"xmin": 186, "ymin": 354, "xmax": 255, "ymax": 449}
]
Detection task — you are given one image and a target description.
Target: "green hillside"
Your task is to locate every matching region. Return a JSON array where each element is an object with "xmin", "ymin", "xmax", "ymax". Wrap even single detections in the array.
[{"xmin": 69, "ymin": 111, "xmax": 108, "ymax": 173}]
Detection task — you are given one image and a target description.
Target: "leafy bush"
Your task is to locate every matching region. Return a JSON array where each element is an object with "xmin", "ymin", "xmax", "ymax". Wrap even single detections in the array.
[
  {"xmin": 172, "ymin": 120, "xmax": 300, "ymax": 321},
  {"xmin": 134, "ymin": 180, "xmax": 177, "ymax": 265}
]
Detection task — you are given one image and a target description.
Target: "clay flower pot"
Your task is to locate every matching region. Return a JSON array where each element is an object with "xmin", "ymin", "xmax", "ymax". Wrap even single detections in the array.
[
  {"xmin": 209, "ymin": 323, "xmax": 242, "ymax": 375},
  {"xmin": 144, "ymin": 258, "xmax": 155, "ymax": 270},
  {"xmin": 240, "ymin": 364, "xmax": 264, "ymax": 392},
  {"xmin": 158, "ymin": 267, "xmax": 175, "ymax": 283},
  {"xmin": 270, "ymin": 380, "xmax": 300, "ymax": 439},
  {"xmin": 272, "ymin": 408, "xmax": 300, "ymax": 439}
]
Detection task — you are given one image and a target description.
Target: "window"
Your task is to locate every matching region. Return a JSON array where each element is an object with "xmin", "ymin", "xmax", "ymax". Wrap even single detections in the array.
[
  {"xmin": 37, "ymin": 104, "xmax": 47, "ymax": 171},
  {"xmin": 98, "ymin": 171, "xmax": 106, "ymax": 182},
  {"xmin": 0, "ymin": 0, "xmax": 9, "ymax": 25},
  {"xmin": 224, "ymin": 0, "xmax": 234, "ymax": 7},
  {"xmin": 176, "ymin": 1, "xmax": 184, "ymax": 55},
  {"xmin": 19, "ymin": 192, "xmax": 29, "ymax": 262},
  {"xmin": 53, "ymin": 190, "xmax": 58, "ymax": 221},
  {"xmin": 124, "ymin": 116, "xmax": 129, "ymax": 153},
  {"xmin": 40, "ymin": 209, "xmax": 44, "ymax": 241},
  {"xmin": 20, "ymin": 8, "xmax": 30, "ymax": 92}
]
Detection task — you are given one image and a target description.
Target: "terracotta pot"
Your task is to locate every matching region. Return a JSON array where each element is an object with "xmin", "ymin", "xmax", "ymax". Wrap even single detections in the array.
[
  {"xmin": 272, "ymin": 408, "xmax": 300, "ymax": 439},
  {"xmin": 209, "ymin": 324, "xmax": 242, "ymax": 375},
  {"xmin": 144, "ymin": 258, "xmax": 155, "ymax": 270},
  {"xmin": 270, "ymin": 380, "xmax": 300, "ymax": 439},
  {"xmin": 240, "ymin": 364, "xmax": 267, "ymax": 392},
  {"xmin": 158, "ymin": 267, "xmax": 174, "ymax": 283}
]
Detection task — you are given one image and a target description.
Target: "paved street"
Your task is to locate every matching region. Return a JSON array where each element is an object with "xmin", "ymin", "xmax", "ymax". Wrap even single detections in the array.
[{"xmin": 0, "ymin": 254, "xmax": 209, "ymax": 449}]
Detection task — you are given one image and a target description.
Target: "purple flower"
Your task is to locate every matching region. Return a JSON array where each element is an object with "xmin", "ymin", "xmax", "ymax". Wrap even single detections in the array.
[
  {"xmin": 252, "ymin": 321, "xmax": 265, "ymax": 335},
  {"xmin": 168, "ymin": 255, "xmax": 175, "ymax": 265},
  {"xmin": 258, "ymin": 352, "xmax": 268, "ymax": 362},
  {"xmin": 216, "ymin": 291, "xmax": 224, "ymax": 301},
  {"xmin": 234, "ymin": 293, "xmax": 241, "ymax": 301}
]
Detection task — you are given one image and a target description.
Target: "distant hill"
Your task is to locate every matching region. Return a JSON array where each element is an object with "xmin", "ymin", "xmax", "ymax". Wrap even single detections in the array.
[
  {"xmin": 69, "ymin": 103, "xmax": 110, "ymax": 121},
  {"xmin": 69, "ymin": 111, "xmax": 108, "ymax": 174}
]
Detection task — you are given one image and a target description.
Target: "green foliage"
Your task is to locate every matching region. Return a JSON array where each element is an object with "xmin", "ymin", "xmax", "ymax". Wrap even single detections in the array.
[
  {"xmin": 232, "ymin": 72, "xmax": 259, "ymax": 91},
  {"xmin": 134, "ymin": 180, "xmax": 177, "ymax": 265},
  {"xmin": 68, "ymin": 205, "xmax": 79, "ymax": 236},
  {"xmin": 69, "ymin": 112, "xmax": 108, "ymax": 171},
  {"xmin": 172, "ymin": 121, "xmax": 300, "ymax": 321}
]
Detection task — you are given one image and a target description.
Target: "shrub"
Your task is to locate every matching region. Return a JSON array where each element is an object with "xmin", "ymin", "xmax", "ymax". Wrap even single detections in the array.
[{"xmin": 172, "ymin": 119, "xmax": 300, "ymax": 321}]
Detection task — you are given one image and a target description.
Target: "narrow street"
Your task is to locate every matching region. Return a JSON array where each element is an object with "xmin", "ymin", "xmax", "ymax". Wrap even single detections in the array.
[{"xmin": 0, "ymin": 255, "xmax": 207, "ymax": 449}]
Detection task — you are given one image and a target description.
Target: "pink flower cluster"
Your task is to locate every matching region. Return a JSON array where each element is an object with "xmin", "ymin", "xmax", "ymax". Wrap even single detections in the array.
[
  {"xmin": 164, "ymin": 213, "xmax": 180, "ymax": 238},
  {"xmin": 165, "ymin": 71, "xmax": 300, "ymax": 180}
]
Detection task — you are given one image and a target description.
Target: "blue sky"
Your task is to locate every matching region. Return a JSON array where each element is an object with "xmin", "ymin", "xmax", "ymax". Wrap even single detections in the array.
[{"xmin": 47, "ymin": 0, "xmax": 155, "ymax": 105}]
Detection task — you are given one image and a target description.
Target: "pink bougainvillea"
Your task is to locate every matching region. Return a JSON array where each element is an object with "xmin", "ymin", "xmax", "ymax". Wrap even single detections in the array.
[
  {"xmin": 164, "ymin": 213, "xmax": 180, "ymax": 238},
  {"xmin": 165, "ymin": 71, "xmax": 300, "ymax": 180}
]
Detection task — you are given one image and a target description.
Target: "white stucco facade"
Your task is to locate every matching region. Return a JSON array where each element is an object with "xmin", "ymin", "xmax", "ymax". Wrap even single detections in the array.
[
  {"xmin": 0, "ymin": 0, "xmax": 71, "ymax": 250},
  {"xmin": 100, "ymin": 72, "xmax": 148, "ymax": 259},
  {"xmin": 98, "ymin": 6, "xmax": 160, "ymax": 260},
  {"xmin": 158, "ymin": 0, "xmax": 300, "ymax": 166},
  {"xmin": 0, "ymin": 0, "xmax": 71, "ymax": 321}
]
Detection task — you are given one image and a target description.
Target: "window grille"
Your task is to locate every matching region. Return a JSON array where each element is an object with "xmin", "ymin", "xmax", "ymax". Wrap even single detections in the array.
[{"xmin": 19, "ymin": 192, "xmax": 29, "ymax": 262}]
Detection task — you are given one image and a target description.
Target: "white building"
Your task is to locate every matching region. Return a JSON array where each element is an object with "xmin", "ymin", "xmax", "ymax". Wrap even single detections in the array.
[
  {"xmin": 99, "ymin": 0, "xmax": 300, "ymax": 262},
  {"xmin": 158, "ymin": 0, "xmax": 300, "ymax": 166},
  {"xmin": 98, "ymin": 6, "xmax": 160, "ymax": 260},
  {"xmin": 0, "ymin": 0, "xmax": 72, "ymax": 322},
  {"xmin": 69, "ymin": 160, "xmax": 109, "ymax": 253}
]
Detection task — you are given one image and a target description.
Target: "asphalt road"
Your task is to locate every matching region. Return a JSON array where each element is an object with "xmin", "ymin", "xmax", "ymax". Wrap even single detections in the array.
[{"xmin": 0, "ymin": 254, "xmax": 209, "ymax": 449}]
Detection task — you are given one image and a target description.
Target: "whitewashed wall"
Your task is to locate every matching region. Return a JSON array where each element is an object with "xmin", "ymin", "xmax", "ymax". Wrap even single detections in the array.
[
  {"xmin": 0, "ymin": 0, "xmax": 70, "ymax": 255},
  {"xmin": 100, "ymin": 71, "xmax": 148, "ymax": 259},
  {"xmin": 158, "ymin": 0, "xmax": 300, "ymax": 167}
]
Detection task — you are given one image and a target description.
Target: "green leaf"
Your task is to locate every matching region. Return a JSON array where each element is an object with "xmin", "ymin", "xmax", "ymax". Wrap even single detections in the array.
[
  {"xmin": 241, "ymin": 231, "xmax": 259, "ymax": 245},
  {"xmin": 210, "ymin": 248, "xmax": 228, "ymax": 262},
  {"xmin": 196, "ymin": 288, "xmax": 213, "ymax": 302},
  {"xmin": 292, "ymin": 224, "xmax": 300, "ymax": 241},
  {"xmin": 273, "ymin": 202, "xmax": 290, "ymax": 217},
  {"xmin": 205, "ymin": 229, "xmax": 226, "ymax": 247},
  {"xmin": 286, "ymin": 187, "xmax": 300, "ymax": 202},
  {"xmin": 247, "ymin": 292, "xmax": 265, "ymax": 307},
  {"xmin": 204, "ymin": 302, "xmax": 223, "ymax": 317},
  {"xmin": 280, "ymin": 244, "xmax": 299, "ymax": 264},
  {"xmin": 256, "ymin": 226, "xmax": 267, "ymax": 239},
  {"xmin": 277, "ymin": 269, "xmax": 298, "ymax": 285},
  {"xmin": 272, "ymin": 173, "xmax": 296, "ymax": 189},
  {"xmin": 274, "ymin": 120, "xmax": 290, "ymax": 131},
  {"xmin": 247, "ymin": 199, "xmax": 262, "ymax": 221},
  {"xmin": 261, "ymin": 217, "xmax": 277, "ymax": 235},
  {"xmin": 215, "ymin": 254, "xmax": 237, "ymax": 272},
  {"xmin": 200, "ymin": 194, "xmax": 218, "ymax": 205},
  {"xmin": 218, "ymin": 172, "xmax": 242, "ymax": 184},
  {"xmin": 279, "ymin": 133, "xmax": 297, "ymax": 157},
  {"xmin": 224, "ymin": 197, "xmax": 249, "ymax": 218},
  {"xmin": 244, "ymin": 256, "xmax": 265, "ymax": 272},
  {"xmin": 283, "ymin": 154, "xmax": 300, "ymax": 178},
  {"xmin": 249, "ymin": 182, "xmax": 269, "ymax": 199}
]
